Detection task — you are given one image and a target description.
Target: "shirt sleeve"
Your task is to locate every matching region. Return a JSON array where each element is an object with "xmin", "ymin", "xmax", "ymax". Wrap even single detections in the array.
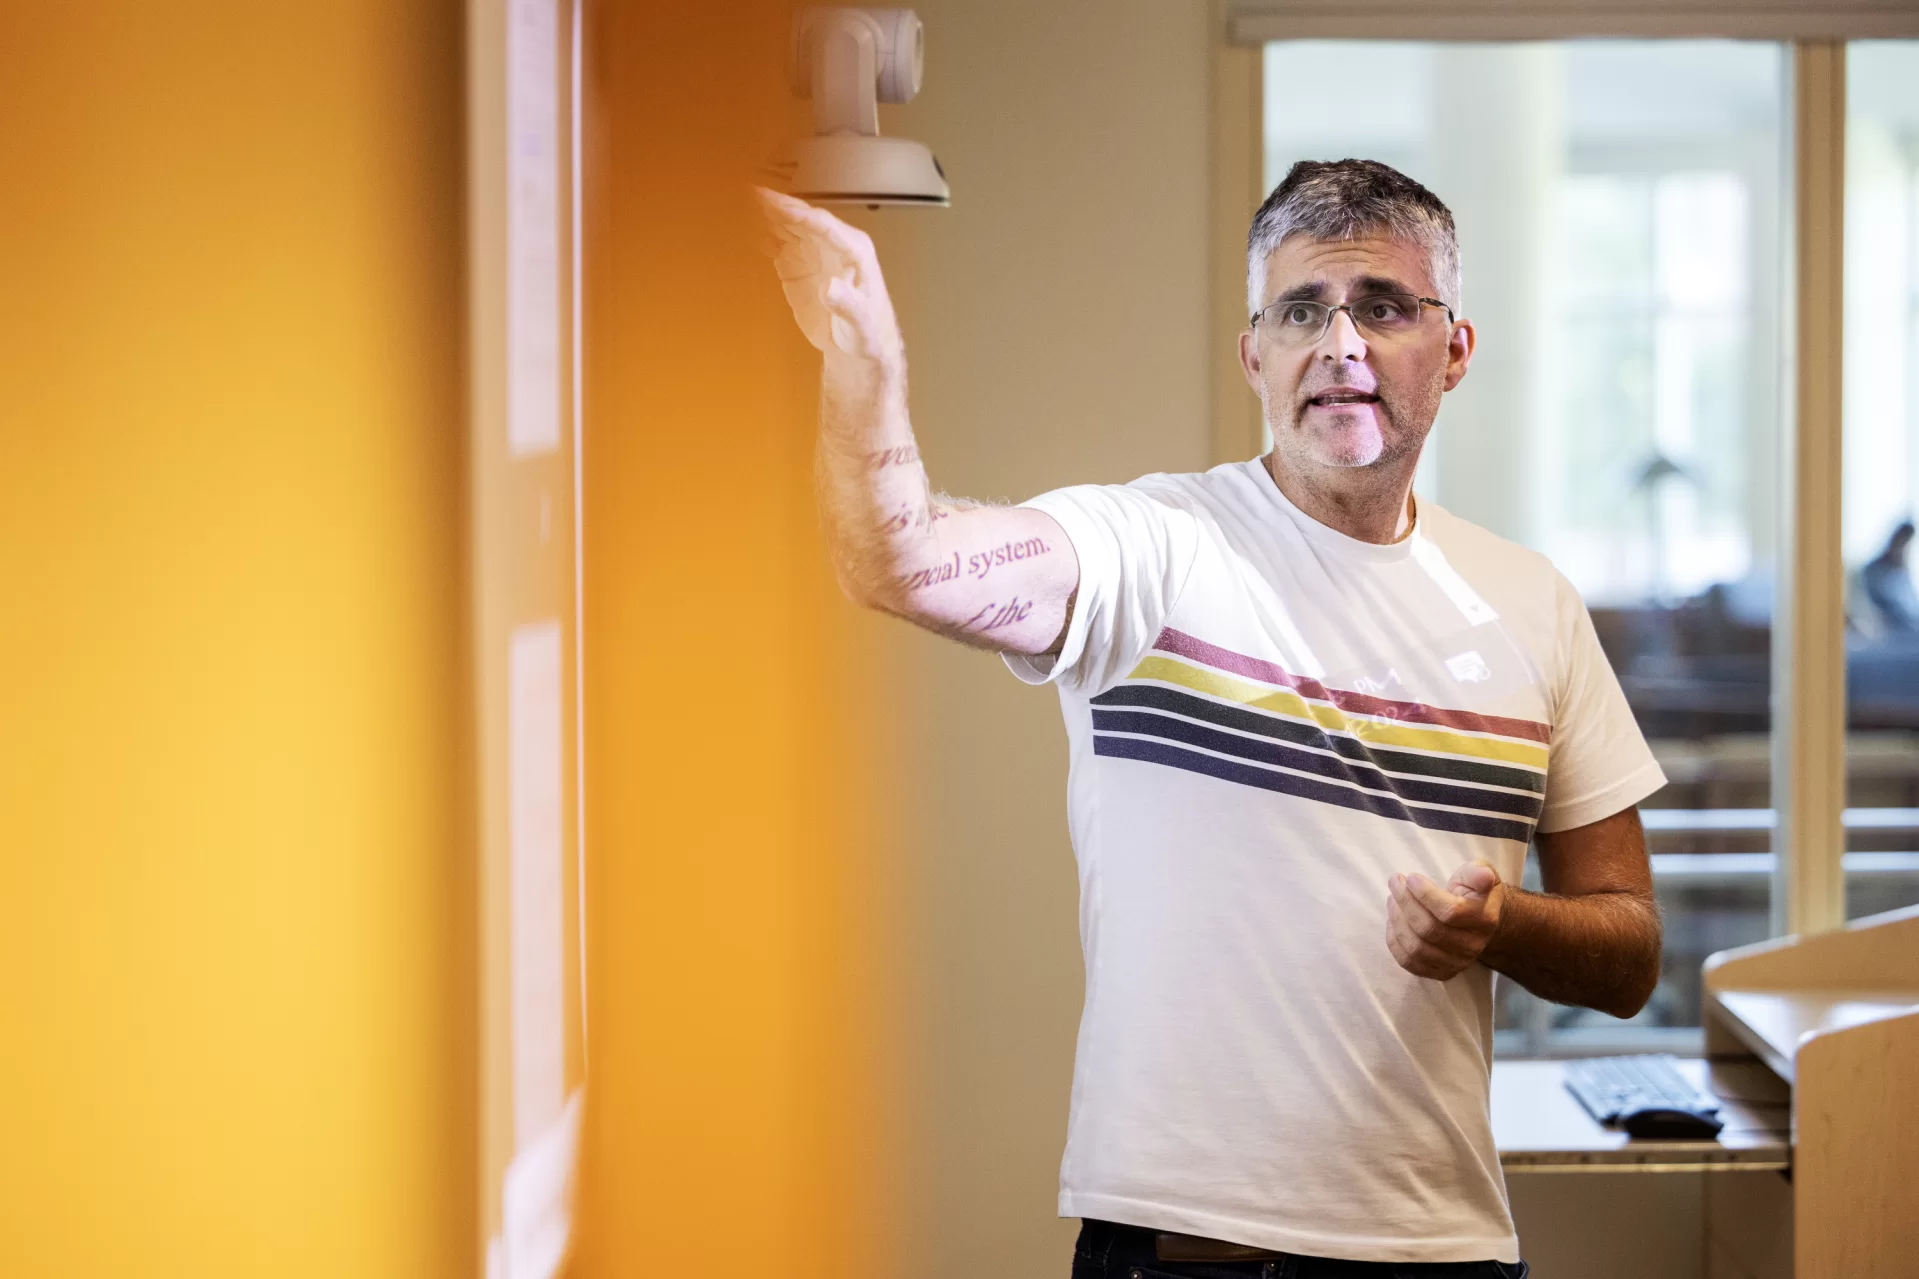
[
  {"xmin": 1536, "ymin": 572, "xmax": 1667, "ymax": 834},
  {"xmin": 1001, "ymin": 480, "xmax": 1203, "ymax": 698}
]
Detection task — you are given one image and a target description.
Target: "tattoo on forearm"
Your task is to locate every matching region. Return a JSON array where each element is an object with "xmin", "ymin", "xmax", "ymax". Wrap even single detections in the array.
[
  {"xmin": 866, "ymin": 444, "xmax": 920, "ymax": 470},
  {"xmin": 876, "ymin": 502, "xmax": 955, "ymax": 535},
  {"xmin": 965, "ymin": 596, "xmax": 1035, "ymax": 631},
  {"xmin": 888, "ymin": 525, "xmax": 1057, "ymax": 639},
  {"xmin": 898, "ymin": 552, "xmax": 961, "ymax": 590},
  {"xmin": 897, "ymin": 537, "xmax": 1054, "ymax": 593},
  {"xmin": 968, "ymin": 538, "xmax": 1050, "ymax": 580}
]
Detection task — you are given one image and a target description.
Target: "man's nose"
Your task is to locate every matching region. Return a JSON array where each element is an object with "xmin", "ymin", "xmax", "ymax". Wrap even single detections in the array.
[{"xmin": 1317, "ymin": 309, "xmax": 1368, "ymax": 361}]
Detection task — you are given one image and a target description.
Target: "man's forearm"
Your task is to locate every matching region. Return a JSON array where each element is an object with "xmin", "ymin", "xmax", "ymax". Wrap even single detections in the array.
[
  {"xmin": 1480, "ymin": 886, "xmax": 1662, "ymax": 1019},
  {"xmin": 761, "ymin": 190, "xmax": 1077, "ymax": 653},
  {"xmin": 814, "ymin": 349, "xmax": 946, "ymax": 611}
]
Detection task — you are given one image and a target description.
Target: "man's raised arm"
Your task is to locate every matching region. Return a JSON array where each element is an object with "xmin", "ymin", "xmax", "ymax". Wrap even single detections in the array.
[{"xmin": 758, "ymin": 189, "xmax": 1078, "ymax": 656}]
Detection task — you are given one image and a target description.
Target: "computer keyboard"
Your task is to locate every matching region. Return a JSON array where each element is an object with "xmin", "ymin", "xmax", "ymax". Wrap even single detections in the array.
[{"xmin": 1563, "ymin": 1053, "xmax": 1725, "ymax": 1138}]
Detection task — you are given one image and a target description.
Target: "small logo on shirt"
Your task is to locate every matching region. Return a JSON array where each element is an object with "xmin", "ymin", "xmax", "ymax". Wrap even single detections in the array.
[
  {"xmin": 1349, "ymin": 668, "xmax": 1404, "ymax": 696},
  {"xmin": 1446, "ymin": 650, "xmax": 1493, "ymax": 683}
]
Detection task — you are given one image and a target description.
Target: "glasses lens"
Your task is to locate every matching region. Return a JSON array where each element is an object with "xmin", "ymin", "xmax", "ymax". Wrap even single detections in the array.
[
  {"xmin": 1349, "ymin": 294, "xmax": 1424, "ymax": 335},
  {"xmin": 1260, "ymin": 300, "xmax": 1329, "ymax": 346}
]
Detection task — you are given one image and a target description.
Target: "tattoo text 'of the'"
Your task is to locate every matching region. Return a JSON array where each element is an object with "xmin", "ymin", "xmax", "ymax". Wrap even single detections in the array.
[{"xmin": 966, "ymin": 597, "xmax": 1035, "ymax": 631}]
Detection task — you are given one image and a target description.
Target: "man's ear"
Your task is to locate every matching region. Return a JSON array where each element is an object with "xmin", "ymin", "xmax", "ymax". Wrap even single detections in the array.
[
  {"xmin": 1442, "ymin": 318, "xmax": 1476, "ymax": 392},
  {"xmin": 1238, "ymin": 328, "xmax": 1262, "ymax": 391}
]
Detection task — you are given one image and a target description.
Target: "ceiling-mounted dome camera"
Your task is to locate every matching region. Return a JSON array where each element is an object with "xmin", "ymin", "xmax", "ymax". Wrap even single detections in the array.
[{"xmin": 765, "ymin": 7, "xmax": 950, "ymax": 208}]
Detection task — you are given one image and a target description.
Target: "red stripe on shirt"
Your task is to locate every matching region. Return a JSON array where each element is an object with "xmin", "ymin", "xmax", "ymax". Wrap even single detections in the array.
[{"xmin": 1151, "ymin": 626, "xmax": 1552, "ymax": 745}]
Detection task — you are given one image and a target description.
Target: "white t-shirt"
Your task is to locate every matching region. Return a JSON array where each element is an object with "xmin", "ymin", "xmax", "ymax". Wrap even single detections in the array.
[{"xmin": 1004, "ymin": 457, "xmax": 1664, "ymax": 1264}]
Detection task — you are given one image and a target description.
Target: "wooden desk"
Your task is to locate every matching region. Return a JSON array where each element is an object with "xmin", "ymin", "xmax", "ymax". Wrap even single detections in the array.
[
  {"xmin": 1493, "ymin": 1057, "xmax": 1789, "ymax": 1174},
  {"xmin": 1709, "ymin": 988, "xmax": 1918, "ymax": 1082},
  {"xmin": 1701, "ymin": 904, "xmax": 1919, "ymax": 1278},
  {"xmin": 1489, "ymin": 906, "xmax": 1919, "ymax": 1277}
]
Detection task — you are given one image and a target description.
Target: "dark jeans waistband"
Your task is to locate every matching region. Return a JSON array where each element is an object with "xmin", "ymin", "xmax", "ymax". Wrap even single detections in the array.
[{"xmin": 1073, "ymin": 1219, "xmax": 1526, "ymax": 1279}]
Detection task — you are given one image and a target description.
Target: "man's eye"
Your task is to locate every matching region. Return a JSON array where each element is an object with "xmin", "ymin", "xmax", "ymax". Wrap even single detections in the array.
[
  {"xmin": 1365, "ymin": 299, "xmax": 1411, "ymax": 322},
  {"xmin": 1282, "ymin": 305, "xmax": 1319, "ymax": 326}
]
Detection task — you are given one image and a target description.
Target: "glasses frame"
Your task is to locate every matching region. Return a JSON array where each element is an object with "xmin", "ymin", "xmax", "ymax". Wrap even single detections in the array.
[{"xmin": 1250, "ymin": 293, "xmax": 1456, "ymax": 346}]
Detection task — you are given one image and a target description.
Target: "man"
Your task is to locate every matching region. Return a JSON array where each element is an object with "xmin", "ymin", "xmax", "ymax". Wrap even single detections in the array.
[
  {"xmin": 1862, "ymin": 519, "xmax": 1919, "ymax": 631},
  {"xmin": 759, "ymin": 160, "xmax": 1664, "ymax": 1277}
]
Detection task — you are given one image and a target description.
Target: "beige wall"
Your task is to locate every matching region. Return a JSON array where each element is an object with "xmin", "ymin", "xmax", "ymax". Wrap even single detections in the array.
[{"xmin": 847, "ymin": 4, "xmax": 1215, "ymax": 1275}]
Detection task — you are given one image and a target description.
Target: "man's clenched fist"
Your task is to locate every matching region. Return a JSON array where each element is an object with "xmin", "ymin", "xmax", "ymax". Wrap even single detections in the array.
[{"xmin": 1386, "ymin": 861, "xmax": 1505, "ymax": 981}]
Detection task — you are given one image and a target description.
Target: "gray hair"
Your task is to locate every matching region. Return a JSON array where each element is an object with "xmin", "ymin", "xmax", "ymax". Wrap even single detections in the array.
[{"xmin": 1246, "ymin": 159, "xmax": 1460, "ymax": 320}]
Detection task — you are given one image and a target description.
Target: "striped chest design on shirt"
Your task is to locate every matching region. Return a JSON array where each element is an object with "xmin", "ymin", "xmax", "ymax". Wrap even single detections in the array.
[{"xmin": 1089, "ymin": 627, "xmax": 1550, "ymax": 843}]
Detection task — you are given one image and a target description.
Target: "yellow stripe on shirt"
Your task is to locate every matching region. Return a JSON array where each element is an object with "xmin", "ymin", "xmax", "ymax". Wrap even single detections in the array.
[{"xmin": 1125, "ymin": 655, "xmax": 1550, "ymax": 771}]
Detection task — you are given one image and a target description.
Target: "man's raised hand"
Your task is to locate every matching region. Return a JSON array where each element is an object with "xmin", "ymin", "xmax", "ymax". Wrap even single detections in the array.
[
  {"xmin": 1385, "ymin": 861, "xmax": 1505, "ymax": 982},
  {"xmin": 754, "ymin": 186, "xmax": 1079, "ymax": 657},
  {"xmin": 755, "ymin": 187, "xmax": 903, "ymax": 365}
]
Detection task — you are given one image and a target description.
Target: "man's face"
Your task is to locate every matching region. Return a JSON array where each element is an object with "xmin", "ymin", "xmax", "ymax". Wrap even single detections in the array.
[{"xmin": 1239, "ymin": 234, "xmax": 1473, "ymax": 474}]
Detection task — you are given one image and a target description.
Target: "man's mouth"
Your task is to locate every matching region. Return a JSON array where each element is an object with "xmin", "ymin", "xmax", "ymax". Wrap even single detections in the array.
[{"xmin": 1305, "ymin": 390, "xmax": 1380, "ymax": 408}]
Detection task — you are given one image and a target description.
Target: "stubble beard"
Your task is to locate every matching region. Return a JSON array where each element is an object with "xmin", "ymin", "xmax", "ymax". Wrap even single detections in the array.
[{"xmin": 1263, "ymin": 371, "xmax": 1441, "ymax": 482}]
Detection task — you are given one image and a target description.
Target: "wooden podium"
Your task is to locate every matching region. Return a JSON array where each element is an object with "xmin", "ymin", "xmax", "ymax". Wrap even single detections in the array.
[{"xmin": 1702, "ymin": 904, "xmax": 1919, "ymax": 1278}]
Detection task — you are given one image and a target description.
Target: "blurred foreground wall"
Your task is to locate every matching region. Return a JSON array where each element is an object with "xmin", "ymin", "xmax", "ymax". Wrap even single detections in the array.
[
  {"xmin": 578, "ymin": 2, "xmax": 1210, "ymax": 1278},
  {"xmin": 0, "ymin": 4, "xmax": 473, "ymax": 1276},
  {"xmin": 0, "ymin": 1, "xmax": 1213, "ymax": 1274},
  {"xmin": 576, "ymin": 3, "xmax": 905, "ymax": 1276}
]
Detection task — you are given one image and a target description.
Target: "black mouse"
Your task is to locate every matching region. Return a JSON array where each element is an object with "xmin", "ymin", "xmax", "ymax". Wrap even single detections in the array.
[{"xmin": 1620, "ymin": 1105, "xmax": 1724, "ymax": 1139}]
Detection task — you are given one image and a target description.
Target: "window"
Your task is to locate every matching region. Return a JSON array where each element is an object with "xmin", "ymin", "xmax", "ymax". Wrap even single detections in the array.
[{"xmin": 1843, "ymin": 41, "xmax": 1919, "ymax": 922}]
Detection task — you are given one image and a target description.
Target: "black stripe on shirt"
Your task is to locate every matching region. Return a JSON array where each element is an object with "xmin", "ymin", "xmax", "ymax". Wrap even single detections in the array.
[
  {"xmin": 1091, "ymin": 732, "xmax": 1537, "ymax": 844},
  {"xmin": 1091, "ymin": 682, "xmax": 1547, "ymax": 795}
]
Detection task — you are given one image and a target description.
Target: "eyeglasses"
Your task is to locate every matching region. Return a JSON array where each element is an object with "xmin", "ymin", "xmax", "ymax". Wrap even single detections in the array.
[{"xmin": 1251, "ymin": 293, "xmax": 1454, "ymax": 347}]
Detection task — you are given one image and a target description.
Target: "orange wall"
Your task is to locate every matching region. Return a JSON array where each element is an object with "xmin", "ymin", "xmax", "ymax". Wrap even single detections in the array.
[
  {"xmin": 0, "ymin": 5, "xmax": 473, "ymax": 1275},
  {"xmin": 575, "ymin": 2, "xmax": 902, "ymax": 1274}
]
